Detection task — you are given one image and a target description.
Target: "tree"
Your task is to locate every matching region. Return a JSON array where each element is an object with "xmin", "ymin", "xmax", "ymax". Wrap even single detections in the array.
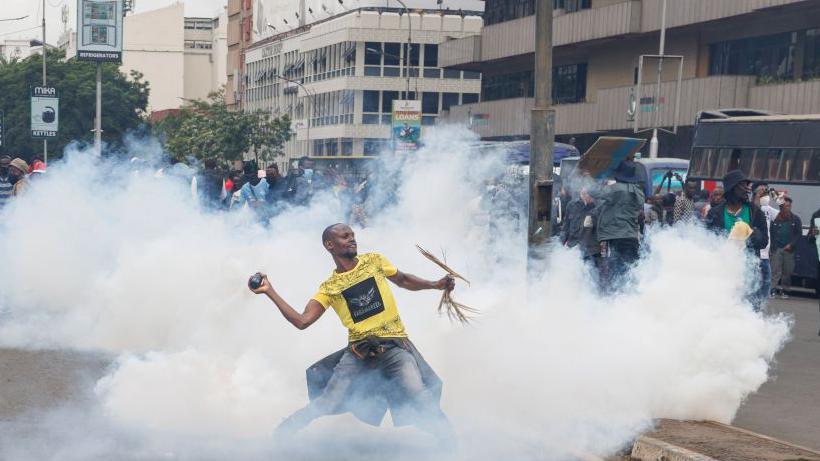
[
  {"xmin": 0, "ymin": 49, "xmax": 149, "ymax": 159},
  {"xmin": 153, "ymin": 89, "xmax": 292, "ymax": 167}
]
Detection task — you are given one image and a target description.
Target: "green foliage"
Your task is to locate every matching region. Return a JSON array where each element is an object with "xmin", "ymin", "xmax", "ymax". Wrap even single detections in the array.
[
  {"xmin": 0, "ymin": 49, "xmax": 149, "ymax": 159},
  {"xmin": 153, "ymin": 89, "xmax": 293, "ymax": 166}
]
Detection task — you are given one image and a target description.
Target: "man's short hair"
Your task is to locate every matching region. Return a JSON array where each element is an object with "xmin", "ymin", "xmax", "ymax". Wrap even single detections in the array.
[
  {"xmin": 782, "ymin": 196, "xmax": 793, "ymax": 204},
  {"xmin": 322, "ymin": 223, "xmax": 345, "ymax": 244}
]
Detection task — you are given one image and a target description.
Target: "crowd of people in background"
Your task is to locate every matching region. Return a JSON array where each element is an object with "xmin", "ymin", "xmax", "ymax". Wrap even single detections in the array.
[
  {"xmin": 193, "ymin": 156, "xmax": 371, "ymax": 226},
  {"xmin": 558, "ymin": 162, "xmax": 820, "ymax": 316}
]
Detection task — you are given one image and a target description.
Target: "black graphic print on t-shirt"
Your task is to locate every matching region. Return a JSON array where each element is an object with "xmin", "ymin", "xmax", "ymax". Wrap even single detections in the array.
[{"xmin": 342, "ymin": 277, "xmax": 386, "ymax": 323}]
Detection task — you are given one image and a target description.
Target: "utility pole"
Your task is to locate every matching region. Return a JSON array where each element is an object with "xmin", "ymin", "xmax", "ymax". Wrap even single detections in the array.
[
  {"xmin": 394, "ymin": 0, "xmax": 411, "ymax": 99},
  {"xmin": 648, "ymin": 0, "xmax": 667, "ymax": 158},
  {"xmin": 42, "ymin": 0, "xmax": 47, "ymax": 165},
  {"xmin": 527, "ymin": 0, "xmax": 555, "ymax": 259},
  {"xmin": 95, "ymin": 64, "xmax": 102, "ymax": 156}
]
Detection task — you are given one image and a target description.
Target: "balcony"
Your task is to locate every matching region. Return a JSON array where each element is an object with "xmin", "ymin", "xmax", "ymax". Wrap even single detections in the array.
[
  {"xmin": 639, "ymin": 0, "xmax": 808, "ymax": 33},
  {"xmin": 440, "ymin": 75, "xmax": 761, "ymax": 137},
  {"xmin": 439, "ymin": 35, "xmax": 482, "ymax": 71}
]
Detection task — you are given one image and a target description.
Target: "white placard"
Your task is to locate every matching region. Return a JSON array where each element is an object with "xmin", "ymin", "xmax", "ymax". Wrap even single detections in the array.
[{"xmin": 77, "ymin": 0, "xmax": 123, "ymax": 62}]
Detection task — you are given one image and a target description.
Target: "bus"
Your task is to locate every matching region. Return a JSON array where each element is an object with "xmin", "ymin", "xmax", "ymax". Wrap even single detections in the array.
[{"xmin": 687, "ymin": 110, "xmax": 820, "ymax": 286}]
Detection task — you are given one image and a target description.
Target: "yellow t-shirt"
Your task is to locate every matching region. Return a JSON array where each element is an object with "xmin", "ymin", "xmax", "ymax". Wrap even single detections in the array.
[{"xmin": 312, "ymin": 253, "xmax": 407, "ymax": 343}]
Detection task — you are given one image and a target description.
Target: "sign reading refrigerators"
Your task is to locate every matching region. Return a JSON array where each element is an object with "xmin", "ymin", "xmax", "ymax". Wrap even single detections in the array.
[
  {"xmin": 31, "ymin": 87, "xmax": 59, "ymax": 138},
  {"xmin": 392, "ymin": 100, "xmax": 422, "ymax": 153},
  {"xmin": 77, "ymin": 0, "xmax": 123, "ymax": 62}
]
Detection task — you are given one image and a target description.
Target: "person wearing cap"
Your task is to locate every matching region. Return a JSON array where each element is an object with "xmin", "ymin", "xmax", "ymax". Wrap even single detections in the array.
[
  {"xmin": 595, "ymin": 160, "xmax": 646, "ymax": 290},
  {"xmin": 8, "ymin": 158, "xmax": 29, "ymax": 197},
  {"xmin": 706, "ymin": 170, "xmax": 769, "ymax": 310},
  {"xmin": 0, "ymin": 156, "xmax": 13, "ymax": 207}
]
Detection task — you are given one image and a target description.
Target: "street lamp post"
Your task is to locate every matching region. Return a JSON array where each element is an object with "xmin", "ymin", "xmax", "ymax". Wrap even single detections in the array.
[
  {"xmin": 392, "ymin": 0, "xmax": 412, "ymax": 99},
  {"xmin": 272, "ymin": 73, "xmax": 314, "ymax": 158},
  {"xmin": 41, "ymin": 0, "xmax": 48, "ymax": 165}
]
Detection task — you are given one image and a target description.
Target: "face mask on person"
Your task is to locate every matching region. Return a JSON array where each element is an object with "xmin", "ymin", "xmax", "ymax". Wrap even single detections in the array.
[{"xmin": 304, "ymin": 169, "xmax": 314, "ymax": 180}]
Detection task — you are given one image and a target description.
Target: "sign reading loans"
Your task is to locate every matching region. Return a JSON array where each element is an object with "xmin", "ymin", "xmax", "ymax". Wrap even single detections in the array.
[
  {"xmin": 391, "ymin": 100, "xmax": 422, "ymax": 154},
  {"xmin": 77, "ymin": 0, "xmax": 123, "ymax": 62},
  {"xmin": 31, "ymin": 87, "xmax": 59, "ymax": 138}
]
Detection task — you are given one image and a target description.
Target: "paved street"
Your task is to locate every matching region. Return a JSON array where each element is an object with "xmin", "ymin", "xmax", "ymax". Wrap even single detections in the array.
[
  {"xmin": 1, "ymin": 296, "xmax": 818, "ymax": 456},
  {"xmin": 733, "ymin": 295, "xmax": 820, "ymax": 451}
]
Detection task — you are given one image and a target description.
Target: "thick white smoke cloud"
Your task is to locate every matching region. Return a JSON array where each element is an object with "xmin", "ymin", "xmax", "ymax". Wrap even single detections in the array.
[{"xmin": 0, "ymin": 126, "xmax": 790, "ymax": 460}]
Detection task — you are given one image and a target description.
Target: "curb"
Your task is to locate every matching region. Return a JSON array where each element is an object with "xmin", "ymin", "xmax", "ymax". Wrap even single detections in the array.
[{"xmin": 631, "ymin": 435, "xmax": 720, "ymax": 461}]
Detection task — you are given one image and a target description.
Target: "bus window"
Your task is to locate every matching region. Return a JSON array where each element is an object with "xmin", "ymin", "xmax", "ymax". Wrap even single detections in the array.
[
  {"xmin": 775, "ymin": 149, "xmax": 797, "ymax": 181},
  {"xmin": 792, "ymin": 148, "xmax": 820, "ymax": 183},
  {"xmin": 703, "ymin": 148, "xmax": 719, "ymax": 177},
  {"xmin": 750, "ymin": 149, "xmax": 766, "ymax": 179},
  {"xmin": 690, "ymin": 148, "xmax": 705, "ymax": 176},
  {"xmin": 714, "ymin": 148, "xmax": 734, "ymax": 178},
  {"xmin": 764, "ymin": 149, "xmax": 781, "ymax": 179},
  {"xmin": 739, "ymin": 149, "xmax": 755, "ymax": 177}
]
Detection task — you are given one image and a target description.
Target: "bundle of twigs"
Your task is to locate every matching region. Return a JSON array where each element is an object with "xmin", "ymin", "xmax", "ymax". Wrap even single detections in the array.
[{"xmin": 415, "ymin": 245, "xmax": 479, "ymax": 324}]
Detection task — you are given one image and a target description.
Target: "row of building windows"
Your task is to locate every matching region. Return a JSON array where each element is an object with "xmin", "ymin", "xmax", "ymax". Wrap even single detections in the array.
[
  {"xmin": 481, "ymin": 63, "xmax": 587, "ymax": 104},
  {"xmin": 362, "ymin": 91, "xmax": 479, "ymax": 125},
  {"xmin": 311, "ymin": 90, "xmax": 355, "ymax": 127},
  {"xmin": 184, "ymin": 40, "xmax": 213, "ymax": 50},
  {"xmin": 484, "ymin": 0, "xmax": 590, "ymax": 26},
  {"xmin": 690, "ymin": 148, "xmax": 820, "ymax": 183},
  {"xmin": 709, "ymin": 28, "xmax": 820, "ymax": 83},
  {"xmin": 313, "ymin": 138, "xmax": 354, "ymax": 157}
]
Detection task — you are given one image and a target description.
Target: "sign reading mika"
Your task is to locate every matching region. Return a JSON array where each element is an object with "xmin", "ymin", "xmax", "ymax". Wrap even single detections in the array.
[
  {"xmin": 76, "ymin": 0, "xmax": 124, "ymax": 62},
  {"xmin": 31, "ymin": 87, "xmax": 60, "ymax": 138}
]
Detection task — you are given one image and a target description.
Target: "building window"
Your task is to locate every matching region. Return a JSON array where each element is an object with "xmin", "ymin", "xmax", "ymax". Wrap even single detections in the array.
[
  {"xmin": 482, "ymin": 70, "xmax": 533, "ymax": 101},
  {"xmin": 382, "ymin": 91, "xmax": 399, "ymax": 113},
  {"xmin": 442, "ymin": 92, "xmax": 460, "ymax": 111},
  {"xmin": 384, "ymin": 43, "xmax": 401, "ymax": 66},
  {"xmin": 422, "ymin": 92, "xmax": 439, "ymax": 114},
  {"xmin": 341, "ymin": 139, "xmax": 353, "ymax": 155},
  {"xmin": 443, "ymin": 69, "xmax": 461, "ymax": 79},
  {"xmin": 554, "ymin": 0, "xmax": 591, "ymax": 12},
  {"xmin": 365, "ymin": 42, "xmax": 381, "ymax": 65},
  {"xmin": 709, "ymin": 32, "xmax": 797, "ymax": 83},
  {"xmin": 363, "ymin": 90, "xmax": 380, "ymax": 113},
  {"xmin": 463, "ymin": 71, "xmax": 481, "ymax": 80},
  {"xmin": 552, "ymin": 63, "xmax": 587, "ymax": 104},
  {"xmin": 462, "ymin": 93, "xmax": 479, "ymax": 104},
  {"xmin": 804, "ymin": 29, "xmax": 820, "ymax": 79},
  {"xmin": 485, "ymin": 0, "xmax": 536, "ymax": 26},
  {"xmin": 424, "ymin": 44, "xmax": 438, "ymax": 67},
  {"xmin": 404, "ymin": 43, "xmax": 420, "ymax": 67}
]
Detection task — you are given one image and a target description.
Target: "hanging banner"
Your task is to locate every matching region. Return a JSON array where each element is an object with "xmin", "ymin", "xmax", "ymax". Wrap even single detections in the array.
[
  {"xmin": 392, "ymin": 100, "xmax": 422, "ymax": 154},
  {"xmin": 31, "ymin": 86, "xmax": 59, "ymax": 138},
  {"xmin": 77, "ymin": 0, "xmax": 124, "ymax": 62}
]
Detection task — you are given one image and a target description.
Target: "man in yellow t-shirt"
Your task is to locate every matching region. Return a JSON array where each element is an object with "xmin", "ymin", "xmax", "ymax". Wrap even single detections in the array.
[{"xmin": 250, "ymin": 223, "xmax": 455, "ymax": 439}]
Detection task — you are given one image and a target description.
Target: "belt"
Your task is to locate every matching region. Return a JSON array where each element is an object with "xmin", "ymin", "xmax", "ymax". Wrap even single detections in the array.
[{"xmin": 349, "ymin": 336, "xmax": 409, "ymax": 360}]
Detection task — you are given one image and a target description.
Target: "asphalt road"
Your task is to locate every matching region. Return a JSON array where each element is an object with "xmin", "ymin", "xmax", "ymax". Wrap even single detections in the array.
[
  {"xmin": 733, "ymin": 295, "xmax": 820, "ymax": 451},
  {"xmin": 1, "ymin": 296, "xmax": 818, "ymax": 458}
]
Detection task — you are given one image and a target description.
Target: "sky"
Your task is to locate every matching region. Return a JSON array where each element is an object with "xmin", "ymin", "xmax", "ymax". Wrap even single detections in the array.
[{"xmin": 0, "ymin": 0, "xmax": 227, "ymax": 45}]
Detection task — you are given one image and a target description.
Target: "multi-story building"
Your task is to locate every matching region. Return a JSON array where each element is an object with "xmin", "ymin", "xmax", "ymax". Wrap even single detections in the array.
[
  {"xmin": 227, "ymin": 0, "xmax": 255, "ymax": 110},
  {"xmin": 117, "ymin": 4, "xmax": 228, "ymax": 114},
  {"xmin": 243, "ymin": 4, "xmax": 484, "ymax": 163},
  {"xmin": 438, "ymin": 0, "xmax": 820, "ymax": 156},
  {"xmin": 0, "ymin": 39, "xmax": 37, "ymax": 61}
]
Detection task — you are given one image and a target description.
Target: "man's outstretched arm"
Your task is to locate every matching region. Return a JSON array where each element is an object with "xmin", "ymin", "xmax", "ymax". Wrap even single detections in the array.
[
  {"xmin": 388, "ymin": 270, "xmax": 454, "ymax": 292},
  {"xmin": 249, "ymin": 274, "xmax": 325, "ymax": 330}
]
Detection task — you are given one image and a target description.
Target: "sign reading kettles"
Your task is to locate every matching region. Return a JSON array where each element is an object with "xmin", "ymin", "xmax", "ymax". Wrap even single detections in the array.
[
  {"xmin": 76, "ymin": 0, "xmax": 124, "ymax": 62},
  {"xmin": 31, "ymin": 87, "xmax": 60, "ymax": 138},
  {"xmin": 391, "ymin": 100, "xmax": 422, "ymax": 153}
]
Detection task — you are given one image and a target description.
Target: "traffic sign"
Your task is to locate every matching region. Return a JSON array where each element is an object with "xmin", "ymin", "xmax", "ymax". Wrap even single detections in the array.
[{"xmin": 31, "ymin": 86, "xmax": 59, "ymax": 138}]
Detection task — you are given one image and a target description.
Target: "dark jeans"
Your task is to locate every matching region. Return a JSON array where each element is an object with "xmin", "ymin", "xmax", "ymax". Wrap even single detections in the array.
[
  {"xmin": 753, "ymin": 258, "xmax": 771, "ymax": 312},
  {"xmin": 601, "ymin": 238, "xmax": 640, "ymax": 291},
  {"xmin": 278, "ymin": 345, "xmax": 451, "ymax": 435}
]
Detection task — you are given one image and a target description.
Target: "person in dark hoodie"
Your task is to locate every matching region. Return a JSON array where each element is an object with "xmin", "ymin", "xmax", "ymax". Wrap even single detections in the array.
[{"xmin": 706, "ymin": 170, "xmax": 769, "ymax": 310}]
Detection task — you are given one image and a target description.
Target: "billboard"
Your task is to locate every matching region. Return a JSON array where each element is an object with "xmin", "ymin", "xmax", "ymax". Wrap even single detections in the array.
[
  {"xmin": 31, "ymin": 87, "xmax": 59, "ymax": 138},
  {"xmin": 391, "ymin": 100, "xmax": 422, "ymax": 153},
  {"xmin": 77, "ymin": 0, "xmax": 123, "ymax": 62}
]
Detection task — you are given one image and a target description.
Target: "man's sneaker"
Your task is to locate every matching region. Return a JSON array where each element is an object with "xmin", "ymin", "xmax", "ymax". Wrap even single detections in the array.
[{"xmin": 781, "ymin": 292, "xmax": 789, "ymax": 299}]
